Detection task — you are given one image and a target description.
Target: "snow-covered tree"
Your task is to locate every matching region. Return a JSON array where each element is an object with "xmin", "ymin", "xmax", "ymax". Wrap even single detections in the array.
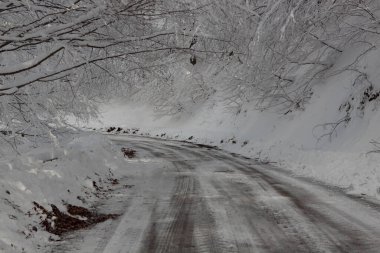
[
  {"xmin": 0, "ymin": 0, "xmax": 204, "ymax": 137},
  {"xmin": 3, "ymin": 0, "xmax": 380, "ymax": 137},
  {"xmin": 159, "ymin": 0, "xmax": 380, "ymax": 114}
]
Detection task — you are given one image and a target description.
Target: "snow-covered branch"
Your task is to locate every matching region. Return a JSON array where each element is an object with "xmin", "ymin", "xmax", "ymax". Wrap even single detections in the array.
[{"xmin": 0, "ymin": 46, "xmax": 64, "ymax": 76}]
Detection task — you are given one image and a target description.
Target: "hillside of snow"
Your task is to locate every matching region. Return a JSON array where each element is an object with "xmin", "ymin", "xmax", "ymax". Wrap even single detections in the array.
[{"xmin": 92, "ymin": 38, "xmax": 380, "ymax": 199}]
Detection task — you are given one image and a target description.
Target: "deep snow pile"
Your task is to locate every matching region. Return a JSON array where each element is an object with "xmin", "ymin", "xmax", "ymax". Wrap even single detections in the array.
[
  {"xmin": 0, "ymin": 132, "xmax": 125, "ymax": 253},
  {"xmin": 92, "ymin": 40, "xmax": 380, "ymax": 200}
]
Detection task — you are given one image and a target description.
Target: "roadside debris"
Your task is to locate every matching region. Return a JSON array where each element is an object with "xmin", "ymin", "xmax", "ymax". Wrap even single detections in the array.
[{"xmin": 121, "ymin": 147, "xmax": 137, "ymax": 158}]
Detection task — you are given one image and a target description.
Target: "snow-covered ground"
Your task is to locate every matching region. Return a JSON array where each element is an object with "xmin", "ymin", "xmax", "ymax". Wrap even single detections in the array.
[
  {"xmin": 0, "ymin": 132, "xmax": 125, "ymax": 253},
  {"xmin": 40, "ymin": 135, "xmax": 380, "ymax": 252},
  {"xmin": 91, "ymin": 41, "xmax": 380, "ymax": 200}
]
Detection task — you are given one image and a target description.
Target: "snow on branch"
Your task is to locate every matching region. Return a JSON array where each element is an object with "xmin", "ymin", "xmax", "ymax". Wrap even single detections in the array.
[
  {"xmin": 0, "ymin": 6, "xmax": 105, "ymax": 43},
  {"xmin": 0, "ymin": 46, "xmax": 64, "ymax": 76}
]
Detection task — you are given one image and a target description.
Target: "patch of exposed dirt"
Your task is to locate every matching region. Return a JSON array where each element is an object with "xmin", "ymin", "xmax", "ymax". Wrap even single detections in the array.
[
  {"xmin": 33, "ymin": 202, "xmax": 118, "ymax": 235},
  {"xmin": 121, "ymin": 147, "xmax": 137, "ymax": 158},
  {"xmin": 106, "ymin": 127, "xmax": 116, "ymax": 133}
]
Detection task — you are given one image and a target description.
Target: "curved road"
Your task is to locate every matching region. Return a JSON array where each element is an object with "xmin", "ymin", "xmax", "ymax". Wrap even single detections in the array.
[{"xmin": 49, "ymin": 135, "xmax": 380, "ymax": 253}]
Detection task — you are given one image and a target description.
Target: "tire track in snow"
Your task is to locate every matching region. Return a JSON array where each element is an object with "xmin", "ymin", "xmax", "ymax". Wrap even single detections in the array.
[{"xmin": 139, "ymin": 159, "xmax": 224, "ymax": 253}]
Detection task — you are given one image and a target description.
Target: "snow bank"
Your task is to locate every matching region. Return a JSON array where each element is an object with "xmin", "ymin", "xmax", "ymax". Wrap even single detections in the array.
[{"xmin": 0, "ymin": 132, "xmax": 125, "ymax": 253}]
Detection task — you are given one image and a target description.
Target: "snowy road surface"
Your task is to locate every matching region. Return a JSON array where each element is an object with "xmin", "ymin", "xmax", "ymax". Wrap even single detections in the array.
[{"xmin": 48, "ymin": 135, "xmax": 380, "ymax": 253}]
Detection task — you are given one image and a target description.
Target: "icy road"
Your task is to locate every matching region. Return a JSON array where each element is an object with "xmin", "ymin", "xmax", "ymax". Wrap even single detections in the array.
[{"xmin": 49, "ymin": 135, "xmax": 380, "ymax": 253}]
